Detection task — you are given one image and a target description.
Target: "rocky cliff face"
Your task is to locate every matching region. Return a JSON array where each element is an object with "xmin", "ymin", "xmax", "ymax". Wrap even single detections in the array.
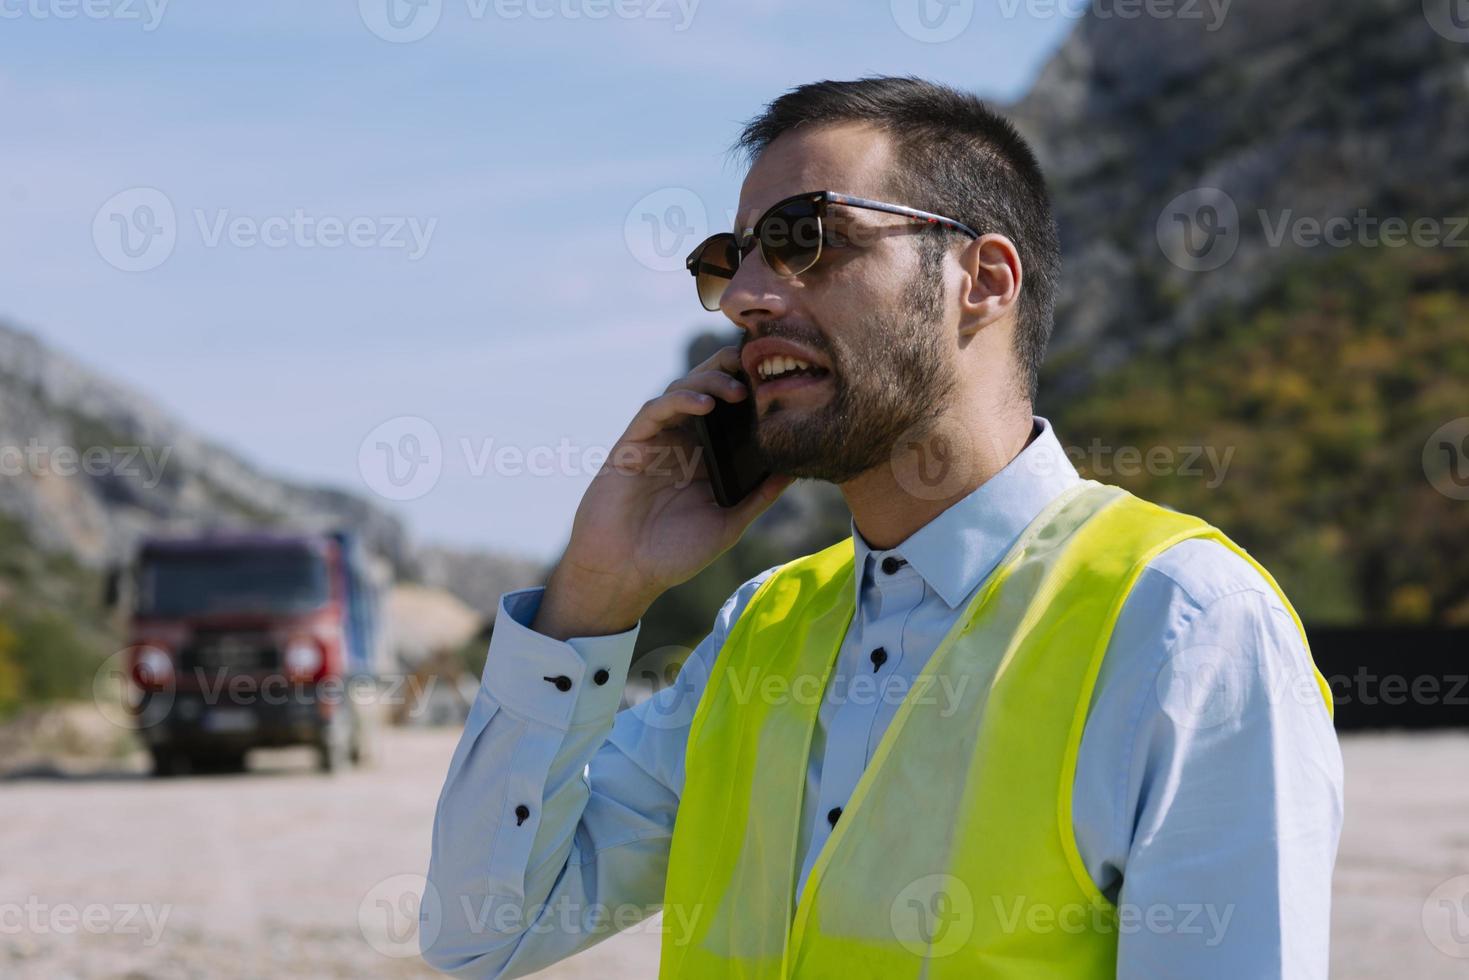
[
  {"xmin": 0, "ymin": 320, "xmax": 412, "ymax": 571},
  {"xmin": 1010, "ymin": 0, "xmax": 1469, "ymax": 390}
]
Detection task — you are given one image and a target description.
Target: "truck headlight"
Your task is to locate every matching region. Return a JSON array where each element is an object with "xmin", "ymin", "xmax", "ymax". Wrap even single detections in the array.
[
  {"xmin": 284, "ymin": 638, "xmax": 324, "ymax": 681},
  {"xmin": 131, "ymin": 645, "xmax": 174, "ymax": 690}
]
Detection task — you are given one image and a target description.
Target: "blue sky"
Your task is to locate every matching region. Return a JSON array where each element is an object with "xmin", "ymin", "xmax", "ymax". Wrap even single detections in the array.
[{"xmin": 1, "ymin": 0, "xmax": 1074, "ymax": 562}]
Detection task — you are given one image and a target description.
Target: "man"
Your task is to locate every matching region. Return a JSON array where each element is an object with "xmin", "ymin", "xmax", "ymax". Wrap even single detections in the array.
[{"xmin": 423, "ymin": 76, "xmax": 1342, "ymax": 979}]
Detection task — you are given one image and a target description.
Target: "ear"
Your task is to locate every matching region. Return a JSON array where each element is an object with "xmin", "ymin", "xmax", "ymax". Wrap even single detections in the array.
[{"xmin": 956, "ymin": 234, "xmax": 1022, "ymax": 339}]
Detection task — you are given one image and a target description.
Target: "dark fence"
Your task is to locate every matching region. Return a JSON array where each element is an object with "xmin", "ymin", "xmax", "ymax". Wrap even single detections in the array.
[{"xmin": 1307, "ymin": 627, "xmax": 1469, "ymax": 731}]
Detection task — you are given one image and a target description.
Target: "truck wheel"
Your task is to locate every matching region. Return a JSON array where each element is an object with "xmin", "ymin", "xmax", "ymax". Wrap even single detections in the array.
[
  {"xmin": 317, "ymin": 737, "xmax": 348, "ymax": 773},
  {"xmin": 348, "ymin": 704, "xmax": 372, "ymax": 767},
  {"xmin": 204, "ymin": 751, "xmax": 249, "ymax": 774},
  {"xmin": 149, "ymin": 747, "xmax": 183, "ymax": 777},
  {"xmin": 317, "ymin": 718, "xmax": 350, "ymax": 773},
  {"xmin": 318, "ymin": 701, "xmax": 360, "ymax": 773}
]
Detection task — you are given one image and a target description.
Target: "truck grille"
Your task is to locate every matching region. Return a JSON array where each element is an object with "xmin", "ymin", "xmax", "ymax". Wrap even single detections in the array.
[{"xmin": 178, "ymin": 632, "xmax": 280, "ymax": 674}]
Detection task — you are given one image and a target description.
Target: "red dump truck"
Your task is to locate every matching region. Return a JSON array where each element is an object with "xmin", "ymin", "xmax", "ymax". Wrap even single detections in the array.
[{"xmin": 119, "ymin": 529, "xmax": 383, "ymax": 775}]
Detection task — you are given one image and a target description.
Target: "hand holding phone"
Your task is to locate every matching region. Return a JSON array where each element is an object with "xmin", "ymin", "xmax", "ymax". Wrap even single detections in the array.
[
  {"xmin": 690, "ymin": 371, "xmax": 772, "ymax": 508},
  {"xmin": 531, "ymin": 346, "xmax": 790, "ymax": 640}
]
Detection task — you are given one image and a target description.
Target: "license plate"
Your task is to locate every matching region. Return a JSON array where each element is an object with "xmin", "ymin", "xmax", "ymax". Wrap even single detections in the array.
[{"xmin": 202, "ymin": 709, "xmax": 257, "ymax": 733}]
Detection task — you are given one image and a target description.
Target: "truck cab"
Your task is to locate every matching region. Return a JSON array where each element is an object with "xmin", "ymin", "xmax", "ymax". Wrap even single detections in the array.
[{"xmin": 123, "ymin": 530, "xmax": 381, "ymax": 775}]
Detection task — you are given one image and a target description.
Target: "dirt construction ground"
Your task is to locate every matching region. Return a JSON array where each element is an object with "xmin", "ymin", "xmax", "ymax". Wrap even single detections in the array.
[{"xmin": 2, "ymin": 726, "xmax": 1467, "ymax": 979}]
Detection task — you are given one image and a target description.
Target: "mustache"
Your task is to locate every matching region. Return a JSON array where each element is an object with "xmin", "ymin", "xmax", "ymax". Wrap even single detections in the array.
[{"xmin": 740, "ymin": 320, "xmax": 837, "ymax": 364}]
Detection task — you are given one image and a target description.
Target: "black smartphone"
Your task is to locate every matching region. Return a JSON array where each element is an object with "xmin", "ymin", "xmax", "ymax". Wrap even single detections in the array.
[{"xmin": 690, "ymin": 376, "xmax": 770, "ymax": 508}]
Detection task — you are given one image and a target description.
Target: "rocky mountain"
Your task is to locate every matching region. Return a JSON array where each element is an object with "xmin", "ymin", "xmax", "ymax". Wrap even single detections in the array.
[
  {"xmin": 0, "ymin": 320, "xmax": 549, "ymax": 626},
  {"xmin": 0, "ymin": 320, "xmax": 414, "ymax": 573},
  {"xmin": 1010, "ymin": 0, "xmax": 1469, "ymax": 391}
]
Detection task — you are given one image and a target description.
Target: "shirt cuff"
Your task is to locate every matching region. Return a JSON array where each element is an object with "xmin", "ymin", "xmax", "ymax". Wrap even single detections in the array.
[{"xmin": 481, "ymin": 586, "xmax": 640, "ymax": 731}]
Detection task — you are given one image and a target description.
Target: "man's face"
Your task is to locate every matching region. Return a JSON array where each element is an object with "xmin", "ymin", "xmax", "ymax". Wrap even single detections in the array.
[{"xmin": 723, "ymin": 122, "xmax": 958, "ymax": 485}]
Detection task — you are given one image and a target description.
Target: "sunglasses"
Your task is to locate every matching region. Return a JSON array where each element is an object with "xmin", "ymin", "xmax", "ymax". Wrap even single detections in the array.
[{"xmin": 684, "ymin": 190, "xmax": 980, "ymax": 312}]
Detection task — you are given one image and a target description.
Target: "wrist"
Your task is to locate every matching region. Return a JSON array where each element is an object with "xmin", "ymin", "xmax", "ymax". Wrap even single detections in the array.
[{"xmin": 531, "ymin": 562, "xmax": 655, "ymax": 640}]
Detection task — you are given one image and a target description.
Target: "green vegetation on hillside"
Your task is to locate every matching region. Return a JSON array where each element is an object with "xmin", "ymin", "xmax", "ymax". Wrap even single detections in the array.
[
  {"xmin": 0, "ymin": 513, "xmax": 117, "ymax": 716},
  {"xmin": 1047, "ymin": 244, "xmax": 1469, "ymax": 625}
]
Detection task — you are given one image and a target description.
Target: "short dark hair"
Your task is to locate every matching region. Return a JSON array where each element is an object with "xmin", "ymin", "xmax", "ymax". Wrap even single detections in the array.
[{"xmin": 733, "ymin": 75, "xmax": 1060, "ymax": 404}]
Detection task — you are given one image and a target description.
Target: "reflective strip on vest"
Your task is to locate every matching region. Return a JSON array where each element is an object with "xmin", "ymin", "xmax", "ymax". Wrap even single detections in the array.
[{"xmin": 658, "ymin": 481, "xmax": 1332, "ymax": 979}]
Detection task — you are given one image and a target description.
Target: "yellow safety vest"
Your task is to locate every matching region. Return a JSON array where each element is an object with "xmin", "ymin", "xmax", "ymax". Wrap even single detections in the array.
[{"xmin": 659, "ymin": 481, "xmax": 1331, "ymax": 978}]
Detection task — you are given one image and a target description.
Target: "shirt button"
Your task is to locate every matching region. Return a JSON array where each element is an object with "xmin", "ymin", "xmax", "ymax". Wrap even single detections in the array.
[
  {"xmin": 827, "ymin": 806, "xmax": 842, "ymax": 826},
  {"xmin": 593, "ymin": 668, "xmax": 610, "ymax": 686},
  {"xmin": 869, "ymin": 647, "xmax": 888, "ymax": 672},
  {"xmin": 515, "ymin": 804, "xmax": 531, "ymax": 825},
  {"xmin": 543, "ymin": 674, "xmax": 573, "ymax": 692},
  {"xmin": 880, "ymin": 556, "xmax": 905, "ymax": 575}
]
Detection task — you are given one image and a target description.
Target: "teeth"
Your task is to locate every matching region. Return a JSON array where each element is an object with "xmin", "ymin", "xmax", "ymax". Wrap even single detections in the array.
[{"xmin": 757, "ymin": 355, "xmax": 815, "ymax": 379}]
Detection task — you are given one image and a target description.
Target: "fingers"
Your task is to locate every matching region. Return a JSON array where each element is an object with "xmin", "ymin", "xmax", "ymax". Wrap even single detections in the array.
[
  {"xmin": 619, "ymin": 345, "xmax": 747, "ymax": 449},
  {"xmin": 663, "ymin": 369, "xmax": 748, "ymax": 402},
  {"xmin": 620, "ymin": 388, "xmax": 716, "ymax": 444},
  {"xmin": 691, "ymin": 344, "xmax": 743, "ymax": 377}
]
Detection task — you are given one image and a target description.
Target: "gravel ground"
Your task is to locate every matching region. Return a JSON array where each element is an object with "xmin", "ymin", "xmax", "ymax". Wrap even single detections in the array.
[
  {"xmin": 1330, "ymin": 731, "xmax": 1469, "ymax": 979},
  {"xmin": 2, "ymin": 724, "xmax": 1466, "ymax": 978}
]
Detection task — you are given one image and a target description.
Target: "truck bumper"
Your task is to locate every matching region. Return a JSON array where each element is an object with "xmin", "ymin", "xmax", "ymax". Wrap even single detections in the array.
[{"xmin": 135, "ymin": 686, "xmax": 339, "ymax": 751}]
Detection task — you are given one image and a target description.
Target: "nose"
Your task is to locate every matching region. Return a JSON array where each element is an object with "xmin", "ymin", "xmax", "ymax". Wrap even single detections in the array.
[{"xmin": 719, "ymin": 243, "xmax": 794, "ymax": 331}]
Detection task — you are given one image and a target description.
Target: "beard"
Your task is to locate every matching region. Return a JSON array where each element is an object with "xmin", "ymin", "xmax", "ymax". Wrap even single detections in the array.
[{"xmin": 752, "ymin": 239, "xmax": 958, "ymax": 484}]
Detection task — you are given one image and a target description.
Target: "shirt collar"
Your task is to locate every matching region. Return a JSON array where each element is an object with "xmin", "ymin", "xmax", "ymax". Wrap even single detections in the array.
[{"xmin": 851, "ymin": 416, "xmax": 1081, "ymax": 610}]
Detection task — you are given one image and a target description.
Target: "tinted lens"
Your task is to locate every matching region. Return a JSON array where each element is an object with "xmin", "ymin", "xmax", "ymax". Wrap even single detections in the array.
[
  {"xmin": 689, "ymin": 234, "xmax": 739, "ymax": 311},
  {"xmin": 760, "ymin": 199, "xmax": 822, "ymax": 277}
]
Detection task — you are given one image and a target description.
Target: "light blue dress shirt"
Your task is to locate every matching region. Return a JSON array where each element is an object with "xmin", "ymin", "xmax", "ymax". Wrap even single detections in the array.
[{"xmin": 423, "ymin": 417, "xmax": 1343, "ymax": 979}]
